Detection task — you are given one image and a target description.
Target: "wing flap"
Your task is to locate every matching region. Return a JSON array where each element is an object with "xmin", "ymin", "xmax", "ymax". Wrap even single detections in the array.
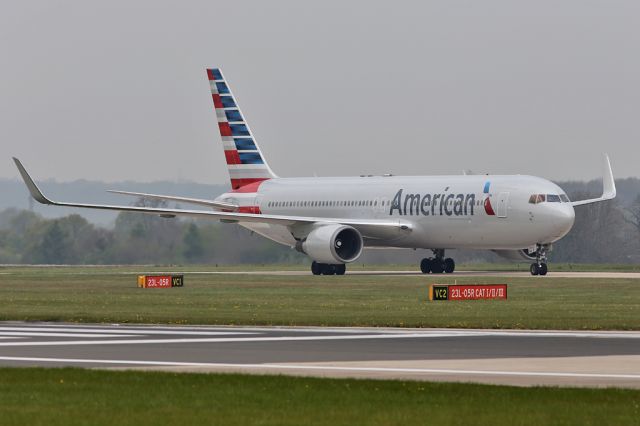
[{"xmin": 106, "ymin": 190, "xmax": 238, "ymax": 211}]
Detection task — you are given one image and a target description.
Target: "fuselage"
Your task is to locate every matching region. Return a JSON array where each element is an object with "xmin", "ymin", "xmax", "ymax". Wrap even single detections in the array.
[{"xmin": 216, "ymin": 174, "xmax": 575, "ymax": 251}]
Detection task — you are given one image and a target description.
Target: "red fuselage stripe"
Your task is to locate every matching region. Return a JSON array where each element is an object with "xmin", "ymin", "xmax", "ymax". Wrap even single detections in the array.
[{"xmin": 230, "ymin": 178, "xmax": 268, "ymax": 191}]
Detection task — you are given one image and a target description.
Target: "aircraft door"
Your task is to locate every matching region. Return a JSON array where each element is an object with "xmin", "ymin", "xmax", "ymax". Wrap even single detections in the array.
[{"xmin": 497, "ymin": 192, "xmax": 509, "ymax": 218}]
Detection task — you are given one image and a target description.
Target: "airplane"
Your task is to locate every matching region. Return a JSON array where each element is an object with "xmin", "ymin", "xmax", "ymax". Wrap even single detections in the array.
[{"xmin": 13, "ymin": 68, "xmax": 617, "ymax": 276}]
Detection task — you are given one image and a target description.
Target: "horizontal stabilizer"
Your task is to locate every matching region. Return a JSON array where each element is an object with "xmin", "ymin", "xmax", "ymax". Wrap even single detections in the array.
[{"xmin": 107, "ymin": 190, "xmax": 238, "ymax": 211}]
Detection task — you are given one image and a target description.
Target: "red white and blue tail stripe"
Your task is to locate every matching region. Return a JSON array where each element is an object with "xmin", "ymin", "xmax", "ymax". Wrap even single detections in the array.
[{"xmin": 207, "ymin": 68, "xmax": 277, "ymax": 190}]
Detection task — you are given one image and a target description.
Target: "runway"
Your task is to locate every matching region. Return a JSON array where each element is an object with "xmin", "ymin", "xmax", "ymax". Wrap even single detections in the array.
[
  {"xmin": 189, "ymin": 270, "xmax": 640, "ymax": 279},
  {"xmin": 0, "ymin": 322, "xmax": 639, "ymax": 388}
]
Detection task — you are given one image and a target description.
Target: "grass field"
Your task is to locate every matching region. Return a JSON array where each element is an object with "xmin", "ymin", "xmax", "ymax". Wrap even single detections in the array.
[
  {"xmin": 0, "ymin": 266, "xmax": 639, "ymax": 329},
  {"xmin": 0, "ymin": 367, "xmax": 638, "ymax": 426}
]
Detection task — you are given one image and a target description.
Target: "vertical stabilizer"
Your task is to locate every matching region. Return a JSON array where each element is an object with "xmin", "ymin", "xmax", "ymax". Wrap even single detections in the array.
[{"xmin": 207, "ymin": 68, "xmax": 277, "ymax": 190}]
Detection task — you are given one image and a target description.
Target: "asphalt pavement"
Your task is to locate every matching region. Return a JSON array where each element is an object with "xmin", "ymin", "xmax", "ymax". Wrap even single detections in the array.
[{"xmin": 0, "ymin": 322, "xmax": 638, "ymax": 388}]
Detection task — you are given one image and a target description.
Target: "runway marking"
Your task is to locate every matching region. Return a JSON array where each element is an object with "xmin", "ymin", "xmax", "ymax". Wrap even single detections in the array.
[
  {"xmin": 0, "ymin": 332, "xmax": 467, "ymax": 347},
  {"xmin": 0, "ymin": 332, "xmax": 138, "ymax": 338},
  {"xmin": 3, "ymin": 325, "xmax": 640, "ymax": 339},
  {"xmin": 0, "ymin": 356, "xmax": 639, "ymax": 381},
  {"xmin": 0, "ymin": 325, "xmax": 639, "ymax": 347},
  {"xmin": 0, "ymin": 325, "xmax": 640, "ymax": 339},
  {"xmin": 0, "ymin": 327, "xmax": 258, "ymax": 336}
]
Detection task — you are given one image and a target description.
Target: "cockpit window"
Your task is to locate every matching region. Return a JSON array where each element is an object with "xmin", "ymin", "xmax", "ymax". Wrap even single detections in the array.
[
  {"xmin": 529, "ymin": 193, "xmax": 569, "ymax": 204},
  {"xmin": 529, "ymin": 194, "xmax": 546, "ymax": 204}
]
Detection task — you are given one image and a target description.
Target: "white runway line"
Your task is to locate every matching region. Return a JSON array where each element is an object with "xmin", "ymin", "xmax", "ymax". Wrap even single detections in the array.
[
  {"xmin": 7, "ymin": 324, "xmax": 640, "ymax": 338},
  {"xmin": 0, "ymin": 328, "xmax": 638, "ymax": 347},
  {"xmin": 0, "ymin": 332, "xmax": 138, "ymax": 338},
  {"xmin": 0, "ymin": 356, "xmax": 639, "ymax": 380},
  {"xmin": 0, "ymin": 326, "xmax": 258, "ymax": 336},
  {"xmin": 0, "ymin": 332, "xmax": 469, "ymax": 347}
]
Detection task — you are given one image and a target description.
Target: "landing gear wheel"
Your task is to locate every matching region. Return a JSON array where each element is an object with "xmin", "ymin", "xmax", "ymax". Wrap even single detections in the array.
[
  {"xmin": 311, "ymin": 261, "xmax": 322, "ymax": 275},
  {"xmin": 530, "ymin": 243, "xmax": 551, "ymax": 276},
  {"xmin": 444, "ymin": 258, "xmax": 455, "ymax": 274},
  {"xmin": 530, "ymin": 263, "xmax": 539, "ymax": 276},
  {"xmin": 539, "ymin": 263, "xmax": 548, "ymax": 276},
  {"xmin": 321, "ymin": 264, "xmax": 336, "ymax": 275},
  {"xmin": 431, "ymin": 261, "xmax": 444, "ymax": 274},
  {"xmin": 420, "ymin": 258, "xmax": 432, "ymax": 274},
  {"xmin": 335, "ymin": 264, "xmax": 346, "ymax": 275}
]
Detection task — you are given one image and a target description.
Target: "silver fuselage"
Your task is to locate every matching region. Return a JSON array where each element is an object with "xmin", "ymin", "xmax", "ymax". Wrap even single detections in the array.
[{"xmin": 216, "ymin": 174, "xmax": 575, "ymax": 251}]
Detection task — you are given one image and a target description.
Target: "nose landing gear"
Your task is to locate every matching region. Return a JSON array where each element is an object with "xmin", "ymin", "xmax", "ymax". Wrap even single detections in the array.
[
  {"xmin": 420, "ymin": 249, "xmax": 455, "ymax": 274},
  {"xmin": 530, "ymin": 244, "xmax": 549, "ymax": 276}
]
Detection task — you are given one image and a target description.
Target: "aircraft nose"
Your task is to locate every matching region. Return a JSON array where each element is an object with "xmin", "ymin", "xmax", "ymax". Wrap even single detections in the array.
[{"xmin": 551, "ymin": 205, "xmax": 575, "ymax": 237}]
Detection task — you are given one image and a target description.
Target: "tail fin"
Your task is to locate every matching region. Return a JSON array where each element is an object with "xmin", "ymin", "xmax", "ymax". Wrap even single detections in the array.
[{"xmin": 207, "ymin": 68, "xmax": 277, "ymax": 190}]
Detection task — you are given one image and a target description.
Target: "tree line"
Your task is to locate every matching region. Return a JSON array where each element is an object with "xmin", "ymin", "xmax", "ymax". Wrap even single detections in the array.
[
  {"xmin": 0, "ymin": 194, "xmax": 639, "ymax": 265},
  {"xmin": 0, "ymin": 201, "xmax": 301, "ymax": 265}
]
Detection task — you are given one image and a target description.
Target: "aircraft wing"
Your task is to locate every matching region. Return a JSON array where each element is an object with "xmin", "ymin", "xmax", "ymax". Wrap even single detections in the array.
[
  {"xmin": 570, "ymin": 154, "xmax": 617, "ymax": 207},
  {"xmin": 13, "ymin": 158, "xmax": 411, "ymax": 239},
  {"xmin": 106, "ymin": 190, "xmax": 238, "ymax": 211}
]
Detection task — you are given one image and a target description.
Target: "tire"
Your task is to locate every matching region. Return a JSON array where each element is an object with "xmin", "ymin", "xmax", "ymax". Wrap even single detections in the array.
[
  {"xmin": 431, "ymin": 261, "xmax": 444, "ymax": 274},
  {"xmin": 530, "ymin": 263, "xmax": 539, "ymax": 276},
  {"xmin": 311, "ymin": 261, "xmax": 322, "ymax": 275},
  {"xmin": 420, "ymin": 258, "xmax": 432, "ymax": 274},
  {"xmin": 335, "ymin": 264, "xmax": 346, "ymax": 275},
  {"xmin": 539, "ymin": 263, "xmax": 548, "ymax": 276},
  {"xmin": 444, "ymin": 258, "xmax": 455, "ymax": 274},
  {"xmin": 321, "ymin": 264, "xmax": 335, "ymax": 275}
]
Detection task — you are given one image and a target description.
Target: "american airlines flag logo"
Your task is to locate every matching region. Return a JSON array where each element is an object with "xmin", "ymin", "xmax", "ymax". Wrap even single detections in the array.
[
  {"xmin": 207, "ymin": 68, "xmax": 272, "ymax": 190},
  {"xmin": 483, "ymin": 181, "xmax": 496, "ymax": 215}
]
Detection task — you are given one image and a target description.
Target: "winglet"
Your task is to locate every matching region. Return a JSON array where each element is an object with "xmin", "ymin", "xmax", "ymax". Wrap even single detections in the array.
[
  {"xmin": 570, "ymin": 154, "xmax": 616, "ymax": 207},
  {"xmin": 12, "ymin": 158, "xmax": 55, "ymax": 205},
  {"xmin": 602, "ymin": 153, "xmax": 616, "ymax": 200}
]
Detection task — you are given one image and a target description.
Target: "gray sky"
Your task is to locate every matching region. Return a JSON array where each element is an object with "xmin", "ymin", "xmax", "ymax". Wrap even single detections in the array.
[{"xmin": 1, "ymin": 1, "xmax": 639, "ymax": 184}]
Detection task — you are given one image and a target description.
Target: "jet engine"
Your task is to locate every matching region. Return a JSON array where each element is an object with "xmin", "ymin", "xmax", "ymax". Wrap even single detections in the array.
[
  {"xmin": 492, "ymin": 248, "xmax": 537, "ymax": 262},
  {"xmin": 297, "ymin": 224, "xmax": 363, "ymax": 264}
]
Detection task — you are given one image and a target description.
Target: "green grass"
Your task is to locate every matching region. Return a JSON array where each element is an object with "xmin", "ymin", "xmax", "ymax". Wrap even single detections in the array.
[
  {"xmin": 1, "ymin": 368, "xmax": 638, "ymax": 426},
  {"xmin": 0, "ymin": 266, "xmax": 639, "ymax": 329}
]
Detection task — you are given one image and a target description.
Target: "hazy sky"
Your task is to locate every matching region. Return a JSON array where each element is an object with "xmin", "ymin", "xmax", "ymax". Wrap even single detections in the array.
[{"xmin": 1, "ymin": 1, "xmax": 639, "ymax": 185}]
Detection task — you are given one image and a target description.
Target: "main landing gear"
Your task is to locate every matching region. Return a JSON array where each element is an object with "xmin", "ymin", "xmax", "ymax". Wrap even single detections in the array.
[
  {"xmin": 420, "ymin": 249, "xmax": 455, "ymax": 274},
  {"xmin": 530, "ymin": 244, "xmax": 549, "ymax": 276},
  {"xmin": 311, "ymin": 261, "xmax": 346, "ymax": 276}
]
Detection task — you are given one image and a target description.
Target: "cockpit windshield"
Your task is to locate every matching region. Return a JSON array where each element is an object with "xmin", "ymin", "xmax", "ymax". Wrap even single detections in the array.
[{"xmin": 529, "ymin": 193, "xmax": 570, "ymax": 204}]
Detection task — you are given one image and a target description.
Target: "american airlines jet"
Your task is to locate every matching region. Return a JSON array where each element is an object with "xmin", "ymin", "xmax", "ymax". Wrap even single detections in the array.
[{"xmin": 13, "ymin": 68, "xmax": 617, "ymax": 276}]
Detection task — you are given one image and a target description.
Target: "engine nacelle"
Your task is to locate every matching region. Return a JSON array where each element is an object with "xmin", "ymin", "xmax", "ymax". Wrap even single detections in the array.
[
  {"xmin": 298, "ymin": 225, "xmax": 363, "ymax": 264},
  {"xmin": 492, "ymin": 248, "xmax": 537, "ymax": 262}
]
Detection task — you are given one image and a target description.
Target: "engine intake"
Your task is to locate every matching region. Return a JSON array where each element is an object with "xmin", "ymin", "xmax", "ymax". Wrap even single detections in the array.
[{"xmin": 298, "ymin": 225, "xmax": 363, "ymax": 264}]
